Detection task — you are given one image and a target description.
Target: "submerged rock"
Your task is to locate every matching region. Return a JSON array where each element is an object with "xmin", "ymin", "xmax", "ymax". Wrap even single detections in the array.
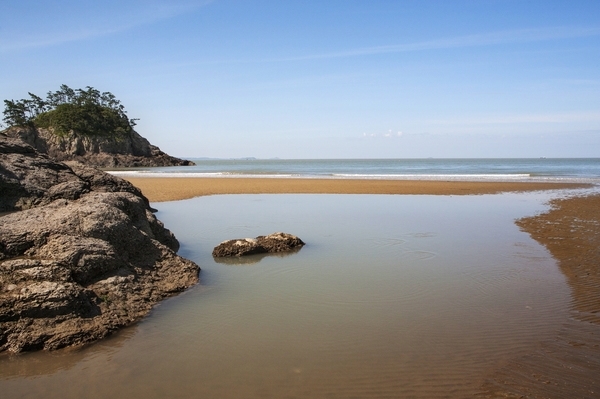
[
  {"xmin": 212, "ymin": 232, "xmax": 305, "ymax": 257},
  {"xmin": 0, "ymin": 132, "xmax": 199, "ymax": 353}
]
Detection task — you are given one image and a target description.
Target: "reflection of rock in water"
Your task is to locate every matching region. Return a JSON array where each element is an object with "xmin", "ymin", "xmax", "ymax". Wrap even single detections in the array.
[
  {"xmin": 213, "ymin": 246, "xmax": 303, "ymax": 265},
  {"xmin": 212, "ymin": 232, "xmax": 305, "ymax": 258},
  {"xmin": 0, "ymin": 324, "xmax": 136, "ymax": 378}
]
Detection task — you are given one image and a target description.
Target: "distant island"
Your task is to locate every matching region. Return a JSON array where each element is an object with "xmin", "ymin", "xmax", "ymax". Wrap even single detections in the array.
[{"xmin": 2, "ymin": 85, "xmax": 194, "ymax": 168}]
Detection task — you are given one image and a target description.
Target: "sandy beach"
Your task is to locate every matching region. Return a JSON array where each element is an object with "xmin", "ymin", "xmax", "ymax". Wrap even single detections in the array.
[
  {"xmin": 123, "ymin": 176, "xmax": 600, "ymax": 398},
  {"xmin": 123, "ymin": 177, "xmax": 587, "ymax": 202}
]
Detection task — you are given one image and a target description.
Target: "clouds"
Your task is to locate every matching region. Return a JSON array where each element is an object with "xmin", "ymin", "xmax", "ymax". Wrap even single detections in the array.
[
  {"xmin": 0, "ymin": 0, "xmax": 213, "ymax": 52},
  {"xmin": 363, "ymin": 130, "xmax": 404, "ymax": 139},
  {"xmin": 274, "ymin": 26, "xmax": 600, "ymax": 62}
]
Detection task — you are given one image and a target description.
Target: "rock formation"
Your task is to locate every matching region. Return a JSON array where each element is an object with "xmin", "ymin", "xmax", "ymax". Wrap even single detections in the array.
[
  {"xmin": 2, "ymin": 126, "xmax": 194, "ymax": 168},
  {"xmin": 212, "ymin": 232, "xmax": 305, "ymax": 257},
  {"xmin": 0, "ymin": 133, "xmax": 199, "ymax": 352}
]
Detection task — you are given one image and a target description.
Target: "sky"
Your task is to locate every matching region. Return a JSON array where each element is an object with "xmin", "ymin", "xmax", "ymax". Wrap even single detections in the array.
[{"xmin": 1, "ymin": 0, "xmax": 599, "ymax": 159}]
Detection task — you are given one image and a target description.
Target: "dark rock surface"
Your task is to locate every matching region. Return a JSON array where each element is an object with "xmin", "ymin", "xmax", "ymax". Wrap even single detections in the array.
[
  {"xmin": 212, "ymin": 232, "xmax": 305, "ymax": 257},
  {"xmin": 3, "ymin": 126, "xmax": 194, "ymax": 168},
  {"xmin": 0, "ymin": 133, "xmax": 199, "ymax": 352},
  {"xmin": 1, "ymin": 135, "xmax": 147, "ymax": 212}
]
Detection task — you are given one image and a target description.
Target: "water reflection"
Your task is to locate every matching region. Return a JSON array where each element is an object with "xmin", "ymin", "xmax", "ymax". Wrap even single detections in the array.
[
  {"xmin": 212, "ymin": 246, "xmax": 303, "ymax": 265},
  {"xmin": 0, "ymin": 193, "xmax": 579, "ymax": 398},
  {"xmin": 0, "ymin": 325, "xmax": 137, "ymax": 379}
]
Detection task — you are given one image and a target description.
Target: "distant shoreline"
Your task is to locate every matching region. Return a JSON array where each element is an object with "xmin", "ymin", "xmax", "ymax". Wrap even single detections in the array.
[{"xmin": 123, "ymin": 177, "xmax": 589, "ymax": 202}]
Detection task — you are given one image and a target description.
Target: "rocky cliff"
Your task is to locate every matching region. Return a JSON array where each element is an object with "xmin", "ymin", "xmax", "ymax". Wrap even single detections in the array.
[
  {"xmin": 3, "ymin": 126, "xmax": 194, "ymax": 168},
  {"xmin": 0, "ymin": 133, "xmax": 199, "ymax": 352}
]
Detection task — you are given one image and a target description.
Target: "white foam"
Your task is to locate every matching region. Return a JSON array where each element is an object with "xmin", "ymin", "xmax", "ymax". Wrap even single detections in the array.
[{"xmin": 105, "ymin": 170, "xmax": 600, "ymax": 184}]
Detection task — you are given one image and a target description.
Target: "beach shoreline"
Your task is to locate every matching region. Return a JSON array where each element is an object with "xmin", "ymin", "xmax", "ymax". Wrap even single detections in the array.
[{"xmin": 123, "ymin": 177, "xmax": 589, "ymax": 202}]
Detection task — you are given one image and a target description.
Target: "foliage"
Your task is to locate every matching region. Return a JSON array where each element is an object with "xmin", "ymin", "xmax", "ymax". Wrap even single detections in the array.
[{"xmin": 2, "ymin": 85, "xmax": 138, "ymax": 137}]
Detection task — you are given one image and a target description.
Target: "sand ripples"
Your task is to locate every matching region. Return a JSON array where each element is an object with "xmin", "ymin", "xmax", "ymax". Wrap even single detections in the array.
[
  {"xmin": 478, "ymin": 194, "xmax": 600, "ymax": 397},
  {"xmin": 479, "ymin": 319, "xmax": 600, "ymax": 398}
]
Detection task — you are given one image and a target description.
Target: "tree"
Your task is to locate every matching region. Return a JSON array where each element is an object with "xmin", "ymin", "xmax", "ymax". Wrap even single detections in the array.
[
  {"xmin": 2, "ymin": 85, "xmax": 138, "ymax": 135},
  {"xmin": 2, "ymin": 100, "xmax": 29, "ymax": 127},
  {"xmin": 46, "ymin": 84, "xmax": 76, "ymax": 108}
]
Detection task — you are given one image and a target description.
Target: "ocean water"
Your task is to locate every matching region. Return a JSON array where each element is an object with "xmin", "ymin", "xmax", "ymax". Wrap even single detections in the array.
[
  {"xmin": 0, "ymin": 192, "xmax": 584, "ymax": 398},
  {"xmin": 108, "ymin": 158, "xmax": 600, "ymax": 183}
]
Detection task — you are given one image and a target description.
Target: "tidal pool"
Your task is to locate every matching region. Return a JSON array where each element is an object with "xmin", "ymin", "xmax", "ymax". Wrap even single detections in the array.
[{"xmin": 0, "ymin": 193, "xmax": 573, "ymax": 398}]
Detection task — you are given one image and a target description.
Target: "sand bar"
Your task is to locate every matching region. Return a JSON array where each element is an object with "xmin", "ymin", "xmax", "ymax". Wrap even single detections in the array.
[{"xmin": 123, "ymin": 177, "xmax": 588, "ymax": 202}]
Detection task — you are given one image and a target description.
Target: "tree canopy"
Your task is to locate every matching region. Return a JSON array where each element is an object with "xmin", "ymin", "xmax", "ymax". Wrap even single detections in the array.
[{"xmin": 2, "ymin": 85, "xmax": 138, "ymax": 136}]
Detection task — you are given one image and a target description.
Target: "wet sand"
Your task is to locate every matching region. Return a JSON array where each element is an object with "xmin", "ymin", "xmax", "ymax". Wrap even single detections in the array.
[
  {"xmin": 123, "ymin": 177, "xmax": 587, "ymax": 202},
  {"xmin": 480, "ymin": 193, "xmax": 600, "ymax": 398},
  {"xmin": 517, "ymin": 194, "xmax": 600, "ymax": 325}
]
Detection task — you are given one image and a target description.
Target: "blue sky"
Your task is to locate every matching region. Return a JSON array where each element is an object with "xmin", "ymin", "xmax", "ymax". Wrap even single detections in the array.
[{"xmin": 1, "ymin": 0, "xmax": 599, "ymax": 158}]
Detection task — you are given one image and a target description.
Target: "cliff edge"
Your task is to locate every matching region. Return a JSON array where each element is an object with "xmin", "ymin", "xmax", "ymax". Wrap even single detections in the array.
[{"xmin": 3, "ymin": 126, "xmax": 194, "ymax": 168}]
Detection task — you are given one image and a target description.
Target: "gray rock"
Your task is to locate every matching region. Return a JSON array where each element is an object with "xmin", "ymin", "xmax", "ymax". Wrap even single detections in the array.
[
  {"xmin": 3, "ymin": 126, "xmax": 194, "ymax": 168},
  {"xmin": 0, "ymin": 133, "xmax": 199, "ymax": 353},
  {"xmin": 0, "ymin": 134, "xmax": 150, "ymax": 212},
  {"xmin": 212, "ymin": 232, "xmax": 305, "ymax": 257}
]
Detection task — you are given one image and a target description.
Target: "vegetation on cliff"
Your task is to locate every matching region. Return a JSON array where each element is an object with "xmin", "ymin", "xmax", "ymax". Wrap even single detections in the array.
[{"xmin": 2, "ymin": 85, "xmax": 138, "ymax": 137}]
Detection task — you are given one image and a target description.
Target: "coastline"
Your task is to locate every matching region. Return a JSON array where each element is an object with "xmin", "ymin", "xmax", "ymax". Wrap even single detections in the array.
[{"xmin": 123, "ymin": 177, "xmax": 588, "ymax": 202}]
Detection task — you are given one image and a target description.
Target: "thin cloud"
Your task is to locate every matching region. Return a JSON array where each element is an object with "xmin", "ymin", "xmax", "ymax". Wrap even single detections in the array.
[
  {"xmin": 274, "ymin": 26, "xmax": 600, "ymax": 62},
  {"xmin": 0, "ymin": 0, "xmax": 214, "ymax": 52},
  {"xmin": 109, "ymin": 24, "xmax": 600, "ymax": 70},
  {"xmin": 363, "ymin": 130, "xmax": 404, "ymax": 139}
]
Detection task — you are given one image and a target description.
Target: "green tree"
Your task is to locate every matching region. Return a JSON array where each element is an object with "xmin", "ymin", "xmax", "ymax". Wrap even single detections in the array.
[
  {"xmin": 3, "ymin": 85, "xmax": 138, "ymax": 135},
  {"xmin": 2, "ymin": 99, "xmax": 29, "ymax": 127}
]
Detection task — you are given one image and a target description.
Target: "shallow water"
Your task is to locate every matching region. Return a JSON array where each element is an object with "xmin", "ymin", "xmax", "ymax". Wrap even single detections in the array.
[{"xmin": 0, "ymin": 193, "xmax": 574, "ymax": 398}]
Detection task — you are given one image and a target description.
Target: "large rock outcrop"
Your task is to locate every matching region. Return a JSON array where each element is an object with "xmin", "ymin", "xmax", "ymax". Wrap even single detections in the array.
[
  {"xmin": 0, "ymin": 133, "xmax": 199, "ymax": 352},
  {"xmin": 3, "ymin": 126, "xmax": 194, "ymax": 168}
]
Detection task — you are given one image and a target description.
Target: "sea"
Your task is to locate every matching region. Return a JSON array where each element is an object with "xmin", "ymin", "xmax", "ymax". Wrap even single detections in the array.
[{"xmin": 108, "ymin": 157, "xmax": 600, "ymax": 183}]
